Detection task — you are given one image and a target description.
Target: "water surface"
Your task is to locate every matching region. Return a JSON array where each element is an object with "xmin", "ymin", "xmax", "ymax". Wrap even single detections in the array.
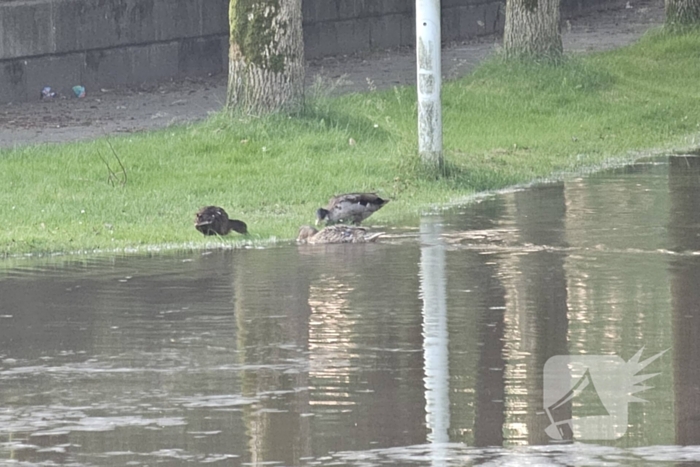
[{"xmin": 1, "ymin": 156, "xmax": 700, "ymax": 465}]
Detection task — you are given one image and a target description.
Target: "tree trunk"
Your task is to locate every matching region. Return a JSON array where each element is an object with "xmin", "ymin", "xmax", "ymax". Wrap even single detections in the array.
[
  {"xmin": 666, "ymin": 0, "xmax": 700, "ymax": 26},
  {"xmin": 227, "ymin": 0, "xmax": 304, "ymax": 115},
  {"xmin": 503, "ymin": 0, "xmax": 563, "ymax": 61}
]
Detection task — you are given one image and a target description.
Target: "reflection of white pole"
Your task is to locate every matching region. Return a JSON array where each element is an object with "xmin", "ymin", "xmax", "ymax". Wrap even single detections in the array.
[
  {"xmin": 420, "ymin": 216, "xmax": 450, "ymax": 455},
  {"xmin": 416, "ymin": 0, "xmax": 443, "ymax": 167}
]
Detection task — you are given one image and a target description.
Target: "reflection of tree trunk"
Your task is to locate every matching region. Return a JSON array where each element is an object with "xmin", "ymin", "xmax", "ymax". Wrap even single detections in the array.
[
  {"xmin": 668, "ymin": 156, "xmax": 700, "ymax": 445},
  {"xmin": 440, "ymin": 196, "xmax": 509, "ymax": 446},
  {"xmin": 473, "ymin": 259, "xmax": 507, "ymax": 447},
  {"xmin": 513, "ymin": 184, "xmax": 570, "ymax": 444},
  {"xmin": 503, "ymin": 0, "xmax": 562, "ymax": 60},
  {"xmin": 233, "ymin": 248, "xmax": 312, "ymax": 464}
]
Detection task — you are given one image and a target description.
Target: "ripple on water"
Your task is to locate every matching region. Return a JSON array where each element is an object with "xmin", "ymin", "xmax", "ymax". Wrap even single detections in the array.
[{"xmin": 303, "ymin": 443, "xmax": 700, "ymax": 466}]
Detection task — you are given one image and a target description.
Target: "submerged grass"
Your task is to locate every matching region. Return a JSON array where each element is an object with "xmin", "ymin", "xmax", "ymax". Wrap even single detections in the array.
[{"xmin": 1, "ymin": 28, "xmax": 700, "ymax": 256}]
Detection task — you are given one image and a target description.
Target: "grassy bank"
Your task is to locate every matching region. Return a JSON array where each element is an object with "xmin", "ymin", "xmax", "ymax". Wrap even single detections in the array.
[{"xmin": 1, "ymin": 28, "xmax": 699, "ymax": 256}]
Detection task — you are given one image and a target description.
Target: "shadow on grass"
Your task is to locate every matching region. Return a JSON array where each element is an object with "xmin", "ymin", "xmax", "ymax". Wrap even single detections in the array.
[
  {"xmin": 471, "ymin": 54, "xmax": 616, "ymax": 95},
  {"xmin": 297, "ymin": 100, "xmax": 395, "ymax": 143},
  {"xmin": 408, "ymin": 155, "xmax": 522, "ymax": 194},
  {"xmin": 206, "ymin": 97, "xmax": 396, "ymax": 150}
]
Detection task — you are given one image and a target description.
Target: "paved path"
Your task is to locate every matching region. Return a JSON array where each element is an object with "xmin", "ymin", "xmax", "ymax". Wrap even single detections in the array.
[{"xmin": 0, "ymin": 0, "xmax": 664, "ymax": 149}]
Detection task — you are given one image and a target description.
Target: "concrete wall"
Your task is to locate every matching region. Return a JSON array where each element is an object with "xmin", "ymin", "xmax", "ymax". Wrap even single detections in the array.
[
  {"xmin": 302, "ymin": 0, "xmax": 504, "ymax": 59},
  {"xmin": 0, "ymin": 0, "xmax": 614, "ymax": 104},
  {"xmin": 0, "ymin": 0, "xmax": 229, "ymax": 103}
]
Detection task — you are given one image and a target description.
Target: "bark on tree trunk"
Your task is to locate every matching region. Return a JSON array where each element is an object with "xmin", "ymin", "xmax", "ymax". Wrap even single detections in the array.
[
  {"xmin": 503, "ymin": 0, "xmax": 563, "ymax": 61},
  {"xmin": 666, "ymin": 0, "xmax": 700, "ymax": 26},
  {"xmin": 227, "ymin": 0, "xmax": 304, "ymax": 115}
]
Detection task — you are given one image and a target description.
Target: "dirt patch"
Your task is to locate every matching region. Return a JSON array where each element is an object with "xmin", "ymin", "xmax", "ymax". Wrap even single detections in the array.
[{"xmin": 0, "ymin": 0, "xmax": 664, "ymax": 149}]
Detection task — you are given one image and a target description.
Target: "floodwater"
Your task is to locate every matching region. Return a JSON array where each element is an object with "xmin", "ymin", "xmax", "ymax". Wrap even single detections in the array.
[{"xmin": 1, "ymin": 156, "xmax": 700, "ymax": 466}]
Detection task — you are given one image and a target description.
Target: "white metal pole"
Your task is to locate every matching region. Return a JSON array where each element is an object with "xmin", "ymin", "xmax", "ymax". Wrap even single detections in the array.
[{"xmin": 416, "ymin": 0, "xmax": 443, "ymax": 167}]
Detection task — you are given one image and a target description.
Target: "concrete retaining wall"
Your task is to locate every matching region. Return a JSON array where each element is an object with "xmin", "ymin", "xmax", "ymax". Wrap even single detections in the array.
[
  {"xmin": 302, "ymin": 0, "xmax": 505, "ymax": 59},
  {"xmin": 0, "ymin": 0, "xmax": 615, "ymax": 104},
  {"xmin": 0, "ymin": 0, "xmax": 229, "ymax": 103}
]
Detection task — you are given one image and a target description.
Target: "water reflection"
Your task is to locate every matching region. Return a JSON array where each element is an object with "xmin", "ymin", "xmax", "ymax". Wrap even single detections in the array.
[
  {"xmin": 668, "ymin": 155, "xmax": 700, "ymax": 447},
  {"xmin": 232, "ymin": 248, "xmax": 312, "ymax": 465},
  {"xmin": 513, "ymin": 183, "xmax": 570, "ymax": 445},
  {"xmin": 419, "ymin": 216, "xmax": 450, "ymax": 466},
  {"xmin": 2, "ymin": 157, "xmax": 700, "ymax": 465}
]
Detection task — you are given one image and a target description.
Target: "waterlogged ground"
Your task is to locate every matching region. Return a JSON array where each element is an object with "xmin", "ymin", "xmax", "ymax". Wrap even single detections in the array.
[{"xmin": 1, "ymin": 156, "xmax": 700, "ymax": 465}]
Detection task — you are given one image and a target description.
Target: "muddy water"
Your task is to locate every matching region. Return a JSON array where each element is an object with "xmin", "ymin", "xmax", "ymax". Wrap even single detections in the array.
[{"xmin": 1, "ymin": 156, "xmax": 700, "ymax": 466}]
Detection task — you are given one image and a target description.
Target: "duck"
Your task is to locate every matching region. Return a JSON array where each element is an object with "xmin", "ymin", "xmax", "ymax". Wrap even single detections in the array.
[
  {"xmin": 315, "ymin": 192, "xmax": 390, "ymax": 226},
  {"xmin": 297, "ymin": 225, "xmax": 384, "ymax": 244},
  {"xmin": 194, "ymin": 206, "xmax": 248, "ymax": 236}
]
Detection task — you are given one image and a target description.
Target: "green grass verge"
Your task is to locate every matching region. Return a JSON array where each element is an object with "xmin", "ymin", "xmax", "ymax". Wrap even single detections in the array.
[{"xmin": 1, "ymin": 27, "xmax": 700, "ymax": 257}]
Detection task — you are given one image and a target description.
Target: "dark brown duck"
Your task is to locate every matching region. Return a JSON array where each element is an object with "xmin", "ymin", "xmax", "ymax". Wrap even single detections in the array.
[{"xmin": 195, "ymin": 206, "xmax": 248, "ymax": 236}]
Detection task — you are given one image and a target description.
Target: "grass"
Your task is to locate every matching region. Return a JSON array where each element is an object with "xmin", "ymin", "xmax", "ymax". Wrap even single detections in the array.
[{"xmin": 1, "ymin": 27, "xmax": 700, "ymax": 257}]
